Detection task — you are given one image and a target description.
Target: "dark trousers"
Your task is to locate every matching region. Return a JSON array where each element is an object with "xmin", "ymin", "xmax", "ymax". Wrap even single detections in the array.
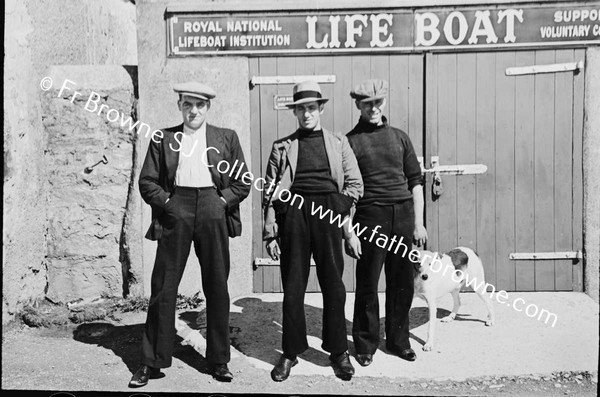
[
  {"xmin": 278, "ymin": 194, "xmax": 348, "ymax": 356},
  {"xmin": 141, "ymin": 186, "xmax": 231, "ymax": 368},
  {"xmin": 352, "ymin": 200, "xmax": 415, "ymax": 354}
]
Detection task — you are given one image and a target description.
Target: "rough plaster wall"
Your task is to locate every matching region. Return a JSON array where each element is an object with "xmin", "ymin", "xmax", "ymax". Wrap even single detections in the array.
[
  {"xmin": 3, "ymin": 0, "xmax": 49, "ymax": 320},
  {"xmin": 27, "ymin": 0, "xmax": 137, "ymax": 67},
  {"xmin": 41, "ymin": 66, "xmax": 137, "ymax": 303},
  {"xmin": 583, "ymin": 47, "xmax": 600, "ymax": 303},
  {"xmin": 3, "ymin": 0, "xmax": 138, "ymax": 321},
  {"xmin": 137, "ymin": 0, "xmax": 254, "ymax": 298}
]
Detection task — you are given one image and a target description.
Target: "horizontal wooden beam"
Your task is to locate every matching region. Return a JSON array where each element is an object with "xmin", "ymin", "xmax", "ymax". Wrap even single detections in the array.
[{"xmin": 509, "ymin": 251, "xmax": 583, "ymax": 260}]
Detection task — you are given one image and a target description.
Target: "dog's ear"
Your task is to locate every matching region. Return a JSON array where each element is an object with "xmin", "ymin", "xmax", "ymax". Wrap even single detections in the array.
[
  {"xmin": 413, "ymin": 261, "xmax": 422, "ymax": 273},
  {"xmin": 447, "ymin": 248, "xmax": 469, "ymax": 271}
]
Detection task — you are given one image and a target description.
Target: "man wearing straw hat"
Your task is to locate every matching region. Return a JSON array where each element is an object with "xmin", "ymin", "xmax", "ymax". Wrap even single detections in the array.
[
  {"xmin": 263, "ymin": 81, "xmax": 363, "ymax": 381},
  {"xmin": 345, "ymin": 79, "xmax": 427, "ymax": 367}
]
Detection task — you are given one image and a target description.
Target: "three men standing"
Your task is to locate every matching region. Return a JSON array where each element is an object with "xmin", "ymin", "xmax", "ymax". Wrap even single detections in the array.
[
  {"xmin": 346, "ymin": 79, "xmax": 428, "ymax": 366},
  {"xmin": 132, "ymin": 82, "xmax": 250, "ymax": 387},
  {"xmin": 133, "ymin": 78, "xmax": 425, "ymax": 387},
  {"xmin": 263, "ymin": 81, "xmax": 363, "ymax": 381}
]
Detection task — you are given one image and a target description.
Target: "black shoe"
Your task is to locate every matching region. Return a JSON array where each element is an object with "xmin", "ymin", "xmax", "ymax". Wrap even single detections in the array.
[
  {"xmin": 212, "ymin": 363, "xmax": 233, "ymax": 382},
  {"xmin": 329, "ymin": 351, "xmax": 355, "ymax": 380},
  {"xmin": 128, "ymin": 364, "xmax": 162, "ymax": 388},
  {"xmin": 356, "ymin": 353, "xmax": 373, "ymax": 367},
  {"xmin": 398, "ymin": 348, "xmax": 417, "ymax": 362},
  {"xmin": 271, "ymin": 355, "xmax": 298, "ymax": 382}
]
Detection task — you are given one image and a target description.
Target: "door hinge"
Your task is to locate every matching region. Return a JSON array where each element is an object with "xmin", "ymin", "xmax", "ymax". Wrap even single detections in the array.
[
  {"xmin": 250, "ymin": 75, "xmax": 336, "ymax": 87},
  {"xmin": 505, "ymin": 61, "xmax": 583, "ymax": 76},
  {"xmin": 417, "ymin": 156, "xmax": 488, "ymax": 175},
  {"xmin": 509, "ymin": 251, "xmax": 583, "ymax": 260}
]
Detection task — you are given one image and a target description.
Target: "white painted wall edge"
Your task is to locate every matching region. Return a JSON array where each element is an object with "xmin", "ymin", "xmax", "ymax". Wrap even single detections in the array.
[{"xmin": 165, "ymin": 0, "xmax": 581, "ymax": 13}]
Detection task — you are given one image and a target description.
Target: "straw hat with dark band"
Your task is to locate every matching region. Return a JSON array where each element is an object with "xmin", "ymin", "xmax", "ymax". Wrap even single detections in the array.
[{"xmin": 286, "ymin": 81, "xmax": 329, "ymax": 108}]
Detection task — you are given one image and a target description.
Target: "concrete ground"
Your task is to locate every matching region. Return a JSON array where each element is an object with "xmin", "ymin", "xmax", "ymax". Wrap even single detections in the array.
[
  {"xmin": 2, "ymin": 292, "xmax": 598, "ymax": 395},
  {"xmin": 232, "ymin": 292, "xmax": 598, "ymax": 380}
]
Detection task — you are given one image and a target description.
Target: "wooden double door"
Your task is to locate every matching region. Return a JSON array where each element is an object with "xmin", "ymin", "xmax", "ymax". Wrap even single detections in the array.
[{"xmin": 250, "ymin": 49, "xmax": 584, "ymax": 293}]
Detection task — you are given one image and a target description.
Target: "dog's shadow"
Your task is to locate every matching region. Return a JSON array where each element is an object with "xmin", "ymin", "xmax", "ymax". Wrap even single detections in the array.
[
  {"xmin": 378, "ymin": 306, "xmax": 486, "ymax": 350},
  {"xmin": 409, "ymin": 306, "xmax": 487, "ymax": 326}
]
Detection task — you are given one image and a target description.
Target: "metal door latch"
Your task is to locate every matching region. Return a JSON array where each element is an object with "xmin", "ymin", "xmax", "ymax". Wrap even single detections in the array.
[
  {"xmin": 430, "ymin": 156, "xmax": 443, "ymax": 198},
  {"xmin": 417, "ymin": 156, "xmax": 489, "ymax": 199}
]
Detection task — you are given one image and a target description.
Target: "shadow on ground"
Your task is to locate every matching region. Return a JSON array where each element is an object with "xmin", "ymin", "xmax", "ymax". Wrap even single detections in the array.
[
  {"xmin": 73, "ymin": 322, "xmax": 212, "ymax": 376},
  {"xmin": 71, "ymin": 297, "xmax": 464, "ymax": 374}
]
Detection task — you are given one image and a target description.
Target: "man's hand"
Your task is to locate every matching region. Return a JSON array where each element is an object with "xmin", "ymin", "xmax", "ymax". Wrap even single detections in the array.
[
  {"xmin": 413, "ymin": 224, "xmax": 428, "ymax": 247},
  {"xmin": 344, "ymin": 234, "xmax": 362, "ymax": 259},
  {"xmin": 266, "ymin": 239, "xmax": 281, "ymax": 261}
]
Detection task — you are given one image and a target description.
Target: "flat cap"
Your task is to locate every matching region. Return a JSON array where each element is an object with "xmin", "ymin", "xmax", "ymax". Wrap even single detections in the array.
[
  {"xmin": 173, "ymin": 81, "xmax": 216, "ymax": 100},
  {"xmin": 350, "ymin": 79, "xmax": 389, "ymax": 102}
]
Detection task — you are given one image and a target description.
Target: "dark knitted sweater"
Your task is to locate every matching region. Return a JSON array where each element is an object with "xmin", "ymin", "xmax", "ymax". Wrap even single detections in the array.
[
  {"xmin": 347, "ymin": 118, "xmax": 422, "ymax": 206},
  {"xmin": 291, "ymin": 129, "xmax": 337, "ymax": 194}
]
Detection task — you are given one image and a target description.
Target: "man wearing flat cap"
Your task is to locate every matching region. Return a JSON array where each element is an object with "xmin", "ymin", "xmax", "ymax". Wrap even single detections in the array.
[
  {"xmin": 345, "ymin": 79, "xmax": 427, "ymax": 366},
  {"xmin": 130, "ymin": 82, "xmax": 250, "ymax": 387},
  {"xmin": 263, "ymin": 81, "xmax": 363, "ymax": 381}
]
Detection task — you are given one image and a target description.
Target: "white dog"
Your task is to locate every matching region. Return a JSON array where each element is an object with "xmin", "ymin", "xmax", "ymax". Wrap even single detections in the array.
[{"xmin": 413, "ymin": 247, "xmax": 495, "ymax": 351}]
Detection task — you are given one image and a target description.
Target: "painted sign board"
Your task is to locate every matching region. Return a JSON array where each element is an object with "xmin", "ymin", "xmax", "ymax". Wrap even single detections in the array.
[
  {"xmin": 167, "ymin": 4, "xmax": 600, "ymax": 56},
  {"xmin": 273, "ymin": 95, "xmax": 293, "ymax": 110}
]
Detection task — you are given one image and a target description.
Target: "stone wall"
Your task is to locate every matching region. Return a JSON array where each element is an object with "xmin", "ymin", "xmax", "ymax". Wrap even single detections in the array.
[
  {"xmin": 41, "ymin": 66, "xmax": 139, "ymax": 303},
  {"xmin": 3, "ymin": 0, "xmax": 138, "ymax": 321}
]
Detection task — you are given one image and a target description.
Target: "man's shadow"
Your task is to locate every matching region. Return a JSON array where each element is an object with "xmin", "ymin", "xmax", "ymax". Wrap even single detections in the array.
[
  {"xmin": 72, "ymin": 298, "xmax": 340, "ymax": 376},
  {"xmin": 71, "ymin": 298, "xmax": 482, "ymax": 376},
  {"xmin": 73, "ymin": 322, "xmax": 212, "ymax": 376},
  {"xmin": 180, "ymin": 297, "xmax": 351, "ymax": 369}
]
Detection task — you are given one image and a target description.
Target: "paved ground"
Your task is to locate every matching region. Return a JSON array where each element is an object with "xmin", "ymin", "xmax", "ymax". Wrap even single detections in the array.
[{"xmin": 2, "ymin": 292, "xmax": 598, "ymax": 395}]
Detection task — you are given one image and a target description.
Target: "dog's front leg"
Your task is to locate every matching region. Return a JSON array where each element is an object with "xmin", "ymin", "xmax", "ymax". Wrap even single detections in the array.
[{"xmin": 423, "ymin": 296, "xmax": 437, "ymax": 351}]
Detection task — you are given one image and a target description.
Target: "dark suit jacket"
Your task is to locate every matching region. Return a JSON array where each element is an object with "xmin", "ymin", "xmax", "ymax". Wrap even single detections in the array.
[{"xmin": 139, "ymin": 123, "xmax": 251, "ymax": 240}]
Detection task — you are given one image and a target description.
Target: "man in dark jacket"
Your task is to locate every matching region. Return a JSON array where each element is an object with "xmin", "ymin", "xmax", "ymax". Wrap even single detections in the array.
[
  {"xmin": 264, "ymin": 81, "xmax": 363, "ymax": 381},
  {"xmin": 345, "ymin": 79, "xmax": 428, "ymax": 367},
  {"xmin": 130, "ymin": 81, "xmax": 250, "ymax": 387}
]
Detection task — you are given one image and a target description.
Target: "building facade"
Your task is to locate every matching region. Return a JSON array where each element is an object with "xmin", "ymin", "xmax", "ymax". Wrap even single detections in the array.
[
  {"xmin": 3, "ymin": 0, "xmax": 599, "ymax": 321},
  {"xmin": 137, "ymin": 0, "xmax": 600, "ymax": 299}
]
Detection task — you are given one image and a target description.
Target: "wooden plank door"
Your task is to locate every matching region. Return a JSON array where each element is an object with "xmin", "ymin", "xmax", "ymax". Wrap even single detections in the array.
[
  {"xmin": 425, "ymin": 49, "xmax": 584, "ymax": 292},
  {"xmin": 251, "ymin": 54, "xmax": 424, "ymax": 293}
]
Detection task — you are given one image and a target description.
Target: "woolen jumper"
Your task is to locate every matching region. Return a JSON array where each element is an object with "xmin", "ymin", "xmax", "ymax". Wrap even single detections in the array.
[
  {"xmin": 347, "ymin": 118, "xmax": 423, "ymax": 207},
  {"xmin": 290, "ymin": 129, "xmax": 338, "ymax": 195}
]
